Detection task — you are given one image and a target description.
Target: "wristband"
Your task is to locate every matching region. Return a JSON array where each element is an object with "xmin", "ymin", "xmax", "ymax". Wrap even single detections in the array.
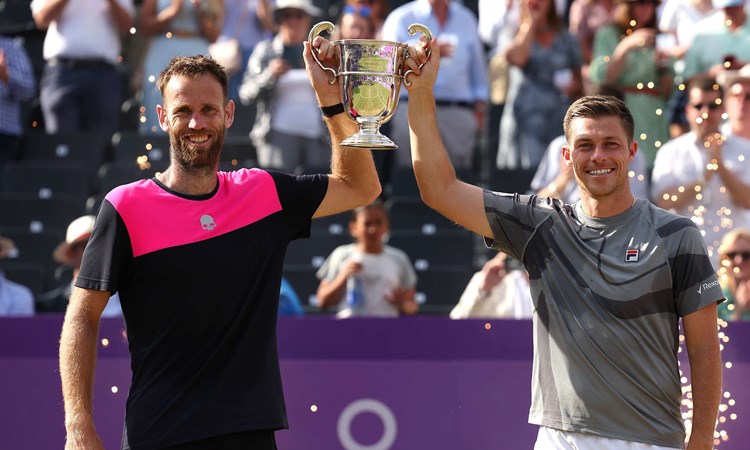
[{"xmin": 320, "ymin": 103, "xmax": 345, "ymax": 117}]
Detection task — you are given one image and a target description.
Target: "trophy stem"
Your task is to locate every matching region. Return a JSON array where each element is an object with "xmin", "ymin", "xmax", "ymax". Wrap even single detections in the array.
[{"xmin": 340, "ymin": 119, "xmax": 398, "ymax": 150}]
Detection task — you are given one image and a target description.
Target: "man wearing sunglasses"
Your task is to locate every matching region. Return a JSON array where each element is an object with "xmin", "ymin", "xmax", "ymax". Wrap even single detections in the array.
[{"xmin": 651, "ymin": 74, "xmax": 750, "ymax": 263}]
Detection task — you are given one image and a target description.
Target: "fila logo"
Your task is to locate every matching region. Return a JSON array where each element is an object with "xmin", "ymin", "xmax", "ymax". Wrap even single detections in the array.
[{"xmin": 625, "ymin": 249, "xmax": 639, "ymax": 262}]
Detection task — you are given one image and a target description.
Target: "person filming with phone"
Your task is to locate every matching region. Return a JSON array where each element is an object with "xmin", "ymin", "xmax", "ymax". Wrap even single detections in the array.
[{"xmin": 239, "ymin": 0, "xmax": 327, "ymax": 173}]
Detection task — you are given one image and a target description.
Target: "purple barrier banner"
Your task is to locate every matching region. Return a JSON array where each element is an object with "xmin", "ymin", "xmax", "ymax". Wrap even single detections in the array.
[{"xmin": 0, "ymin": 317, "xmax": 747, "ymax": 449}]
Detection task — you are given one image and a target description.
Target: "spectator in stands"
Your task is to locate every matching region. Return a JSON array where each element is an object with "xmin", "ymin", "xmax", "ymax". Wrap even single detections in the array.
[
  {"xmin": 316, "ymin": 200, "xmax": 418, "ymax": 317},
  {"xmin": 532, "ymin": 133, "xmax": 648, "ymax": 203},
  {"xmin": 450, "ymin": 251, "xmax": 532, "ymax": 319},
  {"xmin": 31, "ymin": 0, "xmax": 135, "ymax": 137},
  {"xmin": 217, "ymin": 0, "xmax": 274, "ymax": 102},
  {"xmin": 239, "ymin": 0, "xmax": 328, "ymax": 173},
  {"xmin": 568, "ymin": 0, "xmax": 616, "ymax": 90},
  {"xmin": 651, "ymin": 74, "xmax": 750, "ymax": 262},
  {"xmin": 381, "ymin": 0, "xmax": 488, "ymax": 169},
  {"xmin": 589, "ymin": 0, "xmax": 673, "ymax": 168},
  {"xmin": 0, "ymin": 35, "xmax": 36, "ymax": 169},
  {"xmin": 343, "ymin": 0, "xmax": 389, "ymax": 39},
  {"xmin": 39, "ymin": 215, "xmax": 122, "ymax": 315},
  {"xmin": 681, "ymin": 0, "xmax": 750, "ymax": 83},
  {"xmin": 334, "ymin": 3, "xmax": 377, "ymax": 40},
  {"xmin": 138, "ymin": 0, "xmax": 223, "ymax": 135},
  {"xmin": 717, "ymin": 228, "xmax": 750, "ymax": 321},
  {"xmin": 502, "ymin": 0, "xmax": 583, "ymax": 169},
  {"xmin": 0, "ymin": 236, "xmax": 34, "ymax": 316},
  {"xmin": 657, "ymin": 0, "xmax": 715, "ymax": 138}
]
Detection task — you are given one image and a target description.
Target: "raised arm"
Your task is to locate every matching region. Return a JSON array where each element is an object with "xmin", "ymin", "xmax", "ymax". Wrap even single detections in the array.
[
  {"xmin": 403, "ymin": 38, "xmax": 492, "ymax": 238},
  {"xmin": 59, "ymin": 287, "xmax": 111, "ymax": 450},
  {"xmin": 682, "ymin": 302, "xmax": 722, "ymax": 450},
  {"xmin": 303, "ymin": 37, "xmax": 381, "ymax": 218}
]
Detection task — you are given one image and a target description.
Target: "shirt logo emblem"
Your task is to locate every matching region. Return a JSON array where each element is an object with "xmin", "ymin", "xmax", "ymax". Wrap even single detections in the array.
[
  {"xmin": 200, "ymin": 214, "xmax": 216, "ymax": 231},
  {"xmin": 625, "ymin": 249, "xmax": 639, "ymax": 262}
]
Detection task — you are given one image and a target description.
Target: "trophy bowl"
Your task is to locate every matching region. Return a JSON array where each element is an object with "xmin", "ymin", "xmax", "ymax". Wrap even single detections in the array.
[{"xmin": 308, "ymin": 21, "xmax": 432, "ymax": 149}]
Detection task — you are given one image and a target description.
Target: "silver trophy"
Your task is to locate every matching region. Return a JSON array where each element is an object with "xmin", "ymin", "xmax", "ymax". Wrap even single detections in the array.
[{"xmin": 308, "ymin": 21, "xmax": 432, "ymax": 149}]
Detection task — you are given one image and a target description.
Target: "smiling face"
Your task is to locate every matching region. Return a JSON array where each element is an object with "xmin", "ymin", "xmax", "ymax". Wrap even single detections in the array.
[
  {"xmin": 563, "ymin": 116, "xmax": 636, "ymax": 201},
  {"xmin": 157, "ymin": 74, "xmax": 234, "ymax": 171}
]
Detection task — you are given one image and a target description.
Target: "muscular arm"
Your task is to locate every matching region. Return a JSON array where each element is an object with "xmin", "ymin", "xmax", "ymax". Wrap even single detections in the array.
[
  {"xmin": 683, "ymin": 302, "xmax": 722, "ymax": 450},
  {"xmin": 302, "ymin": 39, "xmax": 381, "ymax": 218},
  {"xmin": 60, "ymin": 287, "xmax": 110, "ymax": 449},
  {"xmin": 405, "ymin": 38, "xmax": 492, "ymax": 239}
]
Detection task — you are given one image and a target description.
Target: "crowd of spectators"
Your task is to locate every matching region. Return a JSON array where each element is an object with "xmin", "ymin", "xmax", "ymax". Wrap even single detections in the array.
[{"xmin": 1, "ymin": 0, "xmax": 750, "ymax": 321}]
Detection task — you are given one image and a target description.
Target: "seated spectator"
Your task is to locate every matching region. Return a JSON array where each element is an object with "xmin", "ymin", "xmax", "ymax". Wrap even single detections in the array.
[
  {"xmin": 0, "ymin": 35, "xmax": 36, "ymax": 169},
  {"xmin": 39, "ymin": 215, "xmax": 122, "ymax": 315},
  {"xmin": 717, "ymin": 228, "xmax": 750, "ymax": 321},
  {"xmin": 450, "ymin": 252, "xmax": 532, "ymax": 319},
  {"xmin": 279, "ymin": 276, "xmax": 305, "ymax": 316},
  {"xmin": 316, "ymin": 200, "xmax": 418, "ymax": 318},
  {"xmin": 532, "ymin": 134, "xmax": 649, "ymax": 203},
  {"xmin": 239, "ymin": 0, "xmax": 327, "ymax": 173},
  {"xmin": 0, "ymin": 236, "xmax": 34, "ymax": 316}
]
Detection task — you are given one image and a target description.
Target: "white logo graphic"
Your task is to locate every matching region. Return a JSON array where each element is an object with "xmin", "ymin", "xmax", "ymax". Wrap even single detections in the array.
[
  {"xmin": 697, "ymin": 280, "xmax": 719, "ymax": 295},
  {"xmin": 199, "ymin": 214, "xmax": 216, "ymax": 231},
  {"xmin": 337, "ymin": 398, "xmax": 397, "ymax": 450},
  {"xmin": 625, "ymin": 249, "xmax": 639, "ymax": 262}
]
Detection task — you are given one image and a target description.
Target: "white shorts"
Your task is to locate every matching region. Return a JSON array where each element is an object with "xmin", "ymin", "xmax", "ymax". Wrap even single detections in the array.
[{"xmin": 534, "ymin": 426, "xmax": 681, "ymax": 450}]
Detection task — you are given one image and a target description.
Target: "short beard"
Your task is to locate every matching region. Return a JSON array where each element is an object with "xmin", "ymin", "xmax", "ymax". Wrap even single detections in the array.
[{"xmin": 169, "ymin": 129, "xmax": 223, "ymax": 175}]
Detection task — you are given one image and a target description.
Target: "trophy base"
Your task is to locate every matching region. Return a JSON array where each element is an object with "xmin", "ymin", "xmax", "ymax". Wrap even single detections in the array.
[{"xmin": 340, "ymin": 132, "xmax": 398, "ymax": 150}]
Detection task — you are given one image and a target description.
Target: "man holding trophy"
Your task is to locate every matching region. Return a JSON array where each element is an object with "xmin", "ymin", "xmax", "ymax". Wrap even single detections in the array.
[
  {"xmin": 401, "ymin": 36, "xmax": 722, "ymax": 450},
  {"xmin": 58, "ymin": 34, "xmax": 386, "ymax": 450}
]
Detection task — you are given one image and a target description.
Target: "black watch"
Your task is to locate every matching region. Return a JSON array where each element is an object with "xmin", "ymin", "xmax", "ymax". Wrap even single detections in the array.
[{"xmin": 320, "ymin": 103, "xmax": 346, "ymax": 117}]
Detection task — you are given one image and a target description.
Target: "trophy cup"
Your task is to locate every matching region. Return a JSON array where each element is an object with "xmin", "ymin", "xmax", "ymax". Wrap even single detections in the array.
[{"xmin": 308, "ymin": 21, "xmax": 432, "ymax": 149}]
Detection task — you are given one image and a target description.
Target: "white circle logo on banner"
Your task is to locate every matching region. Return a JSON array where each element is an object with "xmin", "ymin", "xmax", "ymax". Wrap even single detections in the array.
[{"xmin": 337, "ymin": 398, "xmax": 397, "ymax": 450}]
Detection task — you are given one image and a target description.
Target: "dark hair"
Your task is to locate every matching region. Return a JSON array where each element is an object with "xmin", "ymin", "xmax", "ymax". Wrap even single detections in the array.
[
  {"xmin": 687, "ymin": 76, "xmax": 723, "ymax": 98},
  {"xmin": 563, "ymin": 95, "xmax": 635, "ymax": 144},
  {"xmin": 350, "ymin": 198, "xmax": 387, "ymax": 222},
  {"xmin": 157, "ymin": 55, "xmax": 228, "ymax": 102}
]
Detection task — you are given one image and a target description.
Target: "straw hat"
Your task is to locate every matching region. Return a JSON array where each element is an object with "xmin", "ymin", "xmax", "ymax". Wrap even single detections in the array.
[{"xmin": 53, "ymin": 215, "xmax": 96, "ymax": 265}]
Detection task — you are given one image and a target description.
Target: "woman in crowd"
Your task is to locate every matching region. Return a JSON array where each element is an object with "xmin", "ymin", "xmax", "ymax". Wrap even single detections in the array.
[
  {"xmin": 589, "ymin": 0, "xmax": 672, "ymax": 168},
  {"xmin": 501, "ymin": 0, "xmax": 583, "ymax": 169}
]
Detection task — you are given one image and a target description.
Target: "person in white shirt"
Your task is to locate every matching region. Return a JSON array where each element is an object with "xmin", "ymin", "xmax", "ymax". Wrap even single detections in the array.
[
  {"xmin": 652, "ymin": 73, "xmax": 750, "ymax": 261},
  {"xmin": 31, "ymin": 0, "xmax": 135, "ymax": 136},
  {"xmin": 316, "ymin": 200, "xmax": 418, "ymax": 317}
]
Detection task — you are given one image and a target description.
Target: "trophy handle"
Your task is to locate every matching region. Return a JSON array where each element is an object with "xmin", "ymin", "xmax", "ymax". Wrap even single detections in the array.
[
  {"xmin": 308, "ymin": 21, "xmax": 339, "ymax": 85},
  {"xmin": 403, "ymin": 23, "xmax": 433, "ymax": 87}
]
